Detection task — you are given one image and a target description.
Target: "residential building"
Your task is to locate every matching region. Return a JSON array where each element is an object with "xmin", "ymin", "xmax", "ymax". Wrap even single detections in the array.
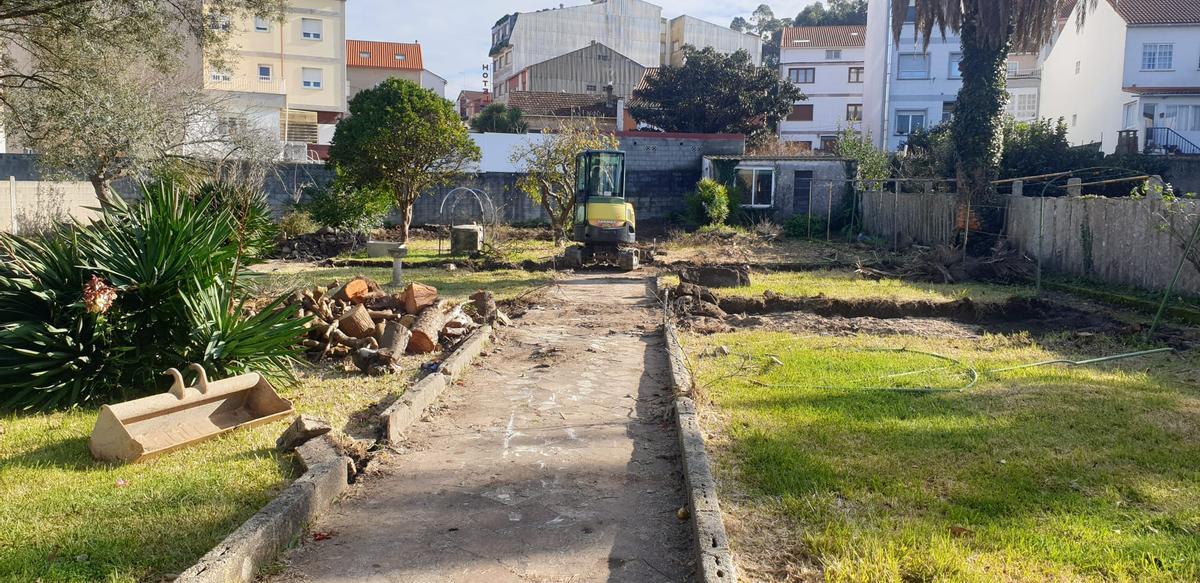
[
  {"xmin": 777, "ymin": 25, "xmax": 867, "ymax": 151},
  {"xmin": 199, "ymin": 0, "xmax": 348, "ymax": 161},
  {"xmin": 347, "ymin": 40, "xmax": 447, "ymax": 98},
  {"xmin": 490, "ymin": 0, "xmax": 761, "ymax": 99},
  {"xmin": 497, "ymin": 42, "xmax": 645, "ymax": 99},
  {"xmin": 863, "ymin": 0, "xmax": 1056, "ymax": 150},
  {"xmin": 502, "ymin": 91, "xmax": 620, "ymax": 132},
  {"xmin": 863, "ymin": 0, "xmax": 963, "ymax": 150},
  {"xmin": 457, "ymin": 90, "xmax": 494, "ymax": 119},
  {"xmin": 1040, "ymin": 0, "xmax": 1200, "ymax": 154}
]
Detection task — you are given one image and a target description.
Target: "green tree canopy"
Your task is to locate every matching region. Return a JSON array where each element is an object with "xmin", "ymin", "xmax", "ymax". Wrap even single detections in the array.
[
  {"xmin": 794, "ymin": 0, "xmax": 868, "ymax": 26},
  {"xmin": 629, "ymin": 46, "xmax": 804, "ymax": 142},
  {"xmin": 329, "ymin": 78, "xmax": 481, "ymax": 243},
  {"xmin": 469, "ymin": 103, "xmax": 529, "ymax": 134}
]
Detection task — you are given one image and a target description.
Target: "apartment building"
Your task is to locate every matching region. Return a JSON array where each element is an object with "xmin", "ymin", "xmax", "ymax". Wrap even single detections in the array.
[
  {"xmin": 1041, "ymin": 0, "xmax": 1200, "ymax": 154},
  {"xmin": 347, "ymin": 40, "xmax": 447, "ymax": 98},
  {"xmin": 863, "ymin": 0, "xmax": 1053, "ymax": 150},
  {"xmin": 201, "ymin": 0, "xmax": 347, "ymax": 161},
  {"xmin": 778, "ymin": 25, "xmax": 866, "ymax": 151},
  {"xmin": 457, "ymin": 91, "xmax": 494, "ymax": 120},
  {"xmin": 489, "ymin": 0, "xmax": 761, "ymax": 99}
]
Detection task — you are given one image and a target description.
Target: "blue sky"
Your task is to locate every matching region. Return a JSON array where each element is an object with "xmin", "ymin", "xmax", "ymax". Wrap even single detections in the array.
[{"xmin": 346, "ymin": 0, "xmax": 819, "ymax": 98}]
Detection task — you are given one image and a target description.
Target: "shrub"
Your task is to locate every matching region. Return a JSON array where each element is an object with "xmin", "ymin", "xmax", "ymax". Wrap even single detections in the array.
[
  {"xmin": 783, "ymin": 213, "xmax": 828, "ymax": 239},
  {"xmin": 686, "ymin": 178, "xmax": 731, "ymax": 227},
  {"xmin": 0, "ymin": 186, "xmax": 307, "ymax": 411},
  {"xmin": 304, "ymin": 170, "xmax": 394, "ymax": 234},
  {"xmin": 279, "ymin": 210, "xmax": 318, "ymax": 239}
]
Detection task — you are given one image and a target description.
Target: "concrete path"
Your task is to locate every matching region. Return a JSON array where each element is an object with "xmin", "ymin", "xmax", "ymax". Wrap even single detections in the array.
[{"xmin": 270, "ymin": 275, "xmax": 693, "ymax": 582}]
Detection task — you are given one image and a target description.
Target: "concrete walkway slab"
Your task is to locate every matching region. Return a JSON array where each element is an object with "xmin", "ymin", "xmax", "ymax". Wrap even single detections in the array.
[{"xmin": 269, "ymin": 275, "xmax": 693, "ymax": 582}]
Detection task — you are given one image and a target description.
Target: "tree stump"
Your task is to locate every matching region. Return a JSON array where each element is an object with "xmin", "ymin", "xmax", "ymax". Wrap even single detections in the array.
[
  {"xmin": 338, "ymin": 304, "xmax": 376, "ymax": 339},
  {"xmin": 408, "ymin": 300, "xmax": 449, "ymax": 353},
  {"xmin": 380, "ymin": 321, "xmax": 412, "ymax": 363},
  {"xmin": 470, "ymin": 290, "xmax": 497, "ymax": 322},
  {"xmin": 402, "ymin": 283, "xmax": 438, "ymax": 315}
]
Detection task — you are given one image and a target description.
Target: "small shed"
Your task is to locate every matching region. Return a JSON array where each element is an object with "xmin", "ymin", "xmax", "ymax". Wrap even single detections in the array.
[{"xmin": 702, "ymin": 155, "xmax": 850, "ymax": 220}]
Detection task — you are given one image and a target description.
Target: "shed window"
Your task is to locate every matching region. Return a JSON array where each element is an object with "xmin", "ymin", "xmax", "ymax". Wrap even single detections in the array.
[{"xmin": 736, "ymin": 168, "xmax": 774, "ymax": 208}]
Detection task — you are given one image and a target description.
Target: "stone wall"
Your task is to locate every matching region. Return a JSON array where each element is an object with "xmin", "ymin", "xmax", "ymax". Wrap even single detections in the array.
[{"xmin": 1169, "ymin": 157, "xmax": 1200, "ymax": 195}]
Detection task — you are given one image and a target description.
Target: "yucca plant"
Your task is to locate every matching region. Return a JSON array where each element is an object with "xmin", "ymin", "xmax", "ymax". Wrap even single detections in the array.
[{"xmin": 0, "ymin": 185, "xmax": 306, "ymax": 411}]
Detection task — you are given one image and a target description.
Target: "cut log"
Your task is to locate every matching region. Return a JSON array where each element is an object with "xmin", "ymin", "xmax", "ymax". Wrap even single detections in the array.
[
  {"xmin": 380, "ymin": 321, "xmax": 412, "ymax": 363},
  {"xmin": 338, "ymin": 304, "xmax": 376, "ymax": 339},
  {"xmin": 408, "ymin": 300, "xmax": 449, "ymax": 353},
  {"xmin": 402, "ymin": 283, "xmax": 439, "ymax": 315},
  {"xmin": 399, "ymin": 314, "xmax": 417, "ymax": 329},
  {"xmin": 470, "ymin": 290, "xmax": 497, "ymax": 323},
  {"xmin": 332, "ymin": 277, "xmax": 372, "ymax": 303},
  {"xmin": 330, "ymin": 328, "xmax": 379, "ymax": 350}
]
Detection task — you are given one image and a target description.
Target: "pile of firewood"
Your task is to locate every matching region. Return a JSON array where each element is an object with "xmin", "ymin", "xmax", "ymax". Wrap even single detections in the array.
[{"xmin": 288, "ymin": 277, "xmax": 501, "ymax": 376}]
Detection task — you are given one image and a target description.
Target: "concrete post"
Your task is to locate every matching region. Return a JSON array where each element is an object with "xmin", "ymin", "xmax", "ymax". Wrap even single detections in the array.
[
  {"xmin": 8, "ymin": 176, "xmax": 15, "ymax": 234},
  {"xmin": 1012, "ymin": 180, "xmax": 1024, "ymax": 197},
  {"xmin": 1067, "ymin": 177, "xmax": 1083, "ymax": 197},
  {"xmin": 388, "ymin": 246, "xmax": 408, "ymax": 288}
]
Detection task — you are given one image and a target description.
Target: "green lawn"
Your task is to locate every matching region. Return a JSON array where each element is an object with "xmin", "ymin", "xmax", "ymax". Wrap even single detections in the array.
[
  {"xmin": 0, "ymin": 267, "xmax": 551, "ymax": 582},
  {"xmin": 688, "ymin": 330, "xmax": 1200, "ymax": 582},
  {"xmin": 666, "ymin": 269, "xmax": 1030, "ymax": 304}
]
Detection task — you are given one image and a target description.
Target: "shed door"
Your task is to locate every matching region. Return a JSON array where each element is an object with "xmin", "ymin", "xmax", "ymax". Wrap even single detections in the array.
[{"xmin": 793, "ymin": 171, "xmax": 814, "ymax": 214}]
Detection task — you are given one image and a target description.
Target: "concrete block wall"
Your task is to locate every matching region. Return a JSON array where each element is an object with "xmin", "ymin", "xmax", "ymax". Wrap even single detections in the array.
[{"xmin": 0, "ymin": 179, "xmax": 102, "ymax": 234}]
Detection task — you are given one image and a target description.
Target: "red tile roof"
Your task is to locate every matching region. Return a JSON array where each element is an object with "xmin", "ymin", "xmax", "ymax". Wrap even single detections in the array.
[
  {"xmin": 633, "ymin": 68, "xmax": 658, "ymax": 93},
  {"xmin": 347, "ymin": 40, "xmax": 423, "ymax": 70},
  {"xmin": 504, "ymin": 91, "xmax": 616, "ymax": 118},
  {"xmin": 1123, "ymin": 86, "xmax": 1200, "ymax": 95},
  {"xmin": 781, "ymin": 25, "xmax": 867, "ymax": 49},
  {"xmin": 1107, "ymin": 0, "xmax": 1200, "ymax": 25}
]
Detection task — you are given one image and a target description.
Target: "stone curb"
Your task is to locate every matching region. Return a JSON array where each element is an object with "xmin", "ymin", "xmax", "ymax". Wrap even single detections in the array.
[
  {"xmin": 379, "ymin": 324, "xmax": 493, "ymax": 443},
  {"xmin": 177, "ymin": 436, "xmax": 354, "ymax": 583},
  {"xmin": 650, "ymin": 277, "xmax": 737, "ymax": 583}
]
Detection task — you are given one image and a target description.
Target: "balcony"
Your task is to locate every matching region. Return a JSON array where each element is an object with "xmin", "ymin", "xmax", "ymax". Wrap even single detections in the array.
[
  {"xmin": 1006, "ymin": 67, "xmax": 1041, "ymax": 80},
  {"xmin": 207, "ymin": 78, "xmax": 288, "ymax": 96}
]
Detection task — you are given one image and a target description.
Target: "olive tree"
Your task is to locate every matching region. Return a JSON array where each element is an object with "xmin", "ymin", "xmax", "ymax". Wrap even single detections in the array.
[
  {"xmin": 510, "ymin": 120, "xmax": 619, "ymax": 246},
  {"xmin": 329, "ymin": 78, "xmax": 481, "ymax": 243}
]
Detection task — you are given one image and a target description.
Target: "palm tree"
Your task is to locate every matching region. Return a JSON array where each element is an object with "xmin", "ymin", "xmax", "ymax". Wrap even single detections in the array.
[{"xmin": 894, "ymin": 0, "xmax": 1093, "ymax": 248}]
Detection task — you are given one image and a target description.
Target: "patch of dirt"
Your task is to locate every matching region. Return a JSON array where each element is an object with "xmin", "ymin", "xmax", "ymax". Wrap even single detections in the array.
[{"xmin": 726, "ymin": 312, "xmax": 983, "ymax": 339}]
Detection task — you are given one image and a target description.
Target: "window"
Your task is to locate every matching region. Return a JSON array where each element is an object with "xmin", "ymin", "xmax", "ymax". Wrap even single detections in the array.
[
  {"xmin": 208, "ymin": 13, "xmax": 230, "ymax": 31},
  {"xmin": 1075, "ymin": 60, "xmax": 1081, "ymax": 74},
  {"xmin": 895, "ymin": 110, "xmax": 926, "ymax": 135},
  {"xmin": 597, "ymin": 53, "xmax": 610, "ymax": 61},
  {"xmin": 788, "ymin": 67, "xmax": 815, "ymax": 84},
  {"xmin": 1005, "ymin": 92, "xmax": 1038, "ymax": 121},
  {"xmin": 257, "ymin": 64, "xmax": 272, "ymax": 81},
  {"xmin": 942, "ymin": 101, "xmax": 956, "ymax": 121},
  {"xmin": 1164, "ymin": 105, "xmax": 1200, "ymax": 131},
  {"xmin": 1006, "ymin": 60, "xmax": 1020, "ymax": 76},
  {"xmin": 358, "ymin": 51, "xmax": 371, "ymax": 58},
  {"xmin": 1142, "ymin": 43, "xmax": 1173, "ymax": 70},
  {"xmin": 209, "ymin": 68, "xmax": 231, "ymax": 82},
  {"xmin": 846, "ymin": 104, "xmax": 863, "ymax": 122},
  {"xmin": 820, "ymin": 136, "xmax": 839, "ymax": 151},
  {"xmin": 218, "ymin": 116, "xmax": 250, "ymax": 137},
  {"xmin": 825, "ymin": 49, "xmax": 842, "ymax": 60},
  {"xmin": 848, "ymin": 66, "xmax": 864, "ymax": 83},
  {"xmin": 736, "ymin": 168, "xmax": 774, "ymax": 208},
  {"xmin": 302, "ymin": 67, "xmax": 323, "ymax": 89},
  {"xmin": 254, "ymin": 16, "xmax": 269, "ymax": 32},
  {"xmin": 301, "ymin": 18, "xmax": 322, "ymax": 40},
  {"xmin": 1071, "ymin": 114, "xmax": 1077, "ymax": 127},
  {"xmin": 787, "ymin": 104, "xmax": 814, "ymax": 121},
  {"xmin": 395, "ymin": 53, "xmax": 406, "ymax": 61},
  {"xmin": 1123, "ymin": 101, "xmax": 1137, "ymax": 129},
  {"xmin": 586, "ymin": 84, "xmax": 598, "ymax": 91},
  {"xmin": 903, "ymin": 1, "xmax": 916, "ymax": 23},
  {"xmin": 948, "ymin": 53, "xmax": 962, "ymax": 78},
  {"xmin": 898, "ymin": 53, "xmax": 930, "ymax": 79}
]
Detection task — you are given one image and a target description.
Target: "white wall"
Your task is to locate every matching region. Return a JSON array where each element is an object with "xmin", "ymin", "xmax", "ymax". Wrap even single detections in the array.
[
  {"xmin": 1039, "ymin": 0, "xmax": 1130, "ymax": 151},
  {"xmin": 504, "ymin": 0, "xmax": 663, "ymax": 77},
  {"xmin": 469, "ymin": 132, "xmax": 551, "ymax": 173},
  {"xmin": 1123, "ymin": 26, "xmax": 1200, "ymax": 90},
  {"xmin": 668, "ymin": 16, "xmax": 762, "ymax": 66},
  {"xmin": 778, "ymin": 44, "xmax": 865, "ymax": 146},
  {"xmin": 863, "ymin": 0, "xmax": 890, "ymax": 146}
]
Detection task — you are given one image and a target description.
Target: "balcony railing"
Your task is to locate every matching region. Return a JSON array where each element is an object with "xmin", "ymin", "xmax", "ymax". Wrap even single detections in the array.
[
  {"xmin": 207, "ymin": 78, "xmax": 287, "ymax": 95},
  {"xmin": 1006, "ymin": 67, "xmax": 1041, "ymax": 80}
]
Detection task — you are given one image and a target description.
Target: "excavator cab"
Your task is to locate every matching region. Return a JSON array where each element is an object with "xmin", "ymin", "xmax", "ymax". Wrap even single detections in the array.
[{"xmin": 566, "ymin": 150, "xmax": 639, "ymax": 270}]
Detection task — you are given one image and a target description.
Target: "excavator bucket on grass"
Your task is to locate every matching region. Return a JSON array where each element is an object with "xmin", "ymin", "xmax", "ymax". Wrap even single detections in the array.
[{"xmin": 89, "ymin": 364, "xmax": 294, "ymax": 463}]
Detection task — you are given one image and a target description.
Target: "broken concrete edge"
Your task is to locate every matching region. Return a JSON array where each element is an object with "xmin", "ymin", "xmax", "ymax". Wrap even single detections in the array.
[
  {"xmin": 379, "ymin": 324, "xmax": 494, "ymax": 443},
  {"xmin": 176, "ymin": 436, "xmax": 354, "ymax": 583},
  {"xmin": 648, "ymin": 277, "xmax": 737, "ymax": 582}
]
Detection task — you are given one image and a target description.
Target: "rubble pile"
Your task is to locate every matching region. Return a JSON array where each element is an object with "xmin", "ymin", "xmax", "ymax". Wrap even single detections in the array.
[
  {"xmin": 274, "ymin": 228, "xmax": 367, "ymax": 261},
  {"xmin": 287, "ymin": 277, "xmax": 503, "ymax": 376}
]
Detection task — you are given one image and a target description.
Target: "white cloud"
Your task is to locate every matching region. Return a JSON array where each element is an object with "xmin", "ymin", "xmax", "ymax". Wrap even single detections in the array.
[{"xmin": 347, "ymin": 0, "xmax": 820, "ymax": 99}]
